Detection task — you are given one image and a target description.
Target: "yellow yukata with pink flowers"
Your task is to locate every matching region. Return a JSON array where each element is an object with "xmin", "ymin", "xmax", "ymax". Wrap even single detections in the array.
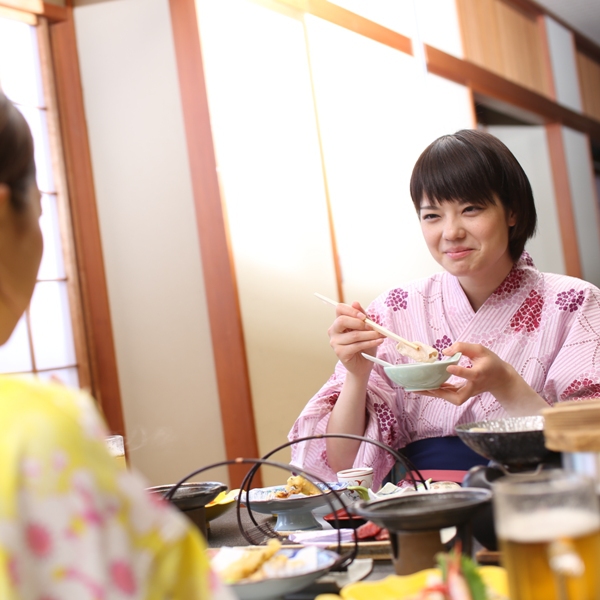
[{"xmin": 0, "ymin": 377, "xmax": 234, "ymax": 600}]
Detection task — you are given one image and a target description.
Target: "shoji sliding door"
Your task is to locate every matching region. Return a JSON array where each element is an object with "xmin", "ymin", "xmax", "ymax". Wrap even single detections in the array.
[
  {"xmin": 196, "ymin": 0, "xmax": 339, "ymax": 481},
  {"xmin": 196, "ymin": 0, "xmax": 473, "ymax": 484}
]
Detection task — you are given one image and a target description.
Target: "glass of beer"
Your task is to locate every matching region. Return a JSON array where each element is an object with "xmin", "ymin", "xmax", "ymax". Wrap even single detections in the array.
[
  {"xmin": 493, "ymin": 470, "xmax": 600, "ymax": 600},
  {"xmin": 105, "ymin": 434, "xmax": 127, "ymax": 469}
]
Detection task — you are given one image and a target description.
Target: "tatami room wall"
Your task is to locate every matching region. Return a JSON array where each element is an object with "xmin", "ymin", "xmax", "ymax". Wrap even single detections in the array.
[{"xmin": 72, "ymin": 0, "xmax": 229, "ymax": 487}]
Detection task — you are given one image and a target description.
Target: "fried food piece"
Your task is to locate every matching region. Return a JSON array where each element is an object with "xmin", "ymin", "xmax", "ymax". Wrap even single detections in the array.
[
  {"xmin": 274, "ymin": 475, "xmax": 321, "ymax": 498},
  {"xmin": 396, "ymin": 340, "xmax": 438, "ymax": 363},
  {"xmin": 286, "ymin": 475, "xmax": 320, "ymax": 496},
  {"xmin": 219, "ymin": 539, "xmax": 281, "ymax": 583}
]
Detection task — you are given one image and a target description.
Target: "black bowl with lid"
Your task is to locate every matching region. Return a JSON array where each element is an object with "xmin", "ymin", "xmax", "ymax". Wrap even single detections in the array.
[{"xmin": 455, "ymin": 415, "xmax": 558, "ymax": 469}]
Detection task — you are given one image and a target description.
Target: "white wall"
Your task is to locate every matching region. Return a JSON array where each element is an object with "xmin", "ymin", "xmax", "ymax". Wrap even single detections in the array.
[
  {"xmin": 562, "ymin": 126, "xmax": 600, "ymax": 287},
  {"xmin": 487, "ymin": 125, "xmax": 566, "ymax": 275},
  {"xmin": 544, "ymin": 17, "xmax": 582, "ymax": 112},
  {"xmin": 73, "ymin": 0, "xmax": 228, "ymax": 487}
]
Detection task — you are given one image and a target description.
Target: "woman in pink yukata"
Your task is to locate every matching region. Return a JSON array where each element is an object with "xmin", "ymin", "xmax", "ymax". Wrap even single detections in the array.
[{"xmin": 289, "ymin": 129, "xmax": 600, "ymax": 489}]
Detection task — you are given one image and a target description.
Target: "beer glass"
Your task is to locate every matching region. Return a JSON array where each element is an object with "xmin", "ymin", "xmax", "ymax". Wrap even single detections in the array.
[
  {"xmin": 105, "ymin": 434, "xmax": 127, "ymax": 469},
  {"xmin": 493, "ymin": 470, "xmax": 600, "ymax": 600}
]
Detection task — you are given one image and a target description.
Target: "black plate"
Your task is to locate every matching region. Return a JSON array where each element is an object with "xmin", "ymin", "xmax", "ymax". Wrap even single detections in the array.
[
  {"xmin": 455, "ymin": 415, "xmax": 553, "ymax": 468},
  {"xmin": 147, "ymin": 481, "xmax": 227, "ymax": 512},
  {"xmin": 351, "ymin": 488, "xmax": 492, "ymax": 532}
]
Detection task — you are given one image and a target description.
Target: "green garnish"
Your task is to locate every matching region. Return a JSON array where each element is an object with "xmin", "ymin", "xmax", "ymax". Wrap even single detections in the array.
[
  {"xmin": 459, "ymin": 554, "xmax": 487, "ymax": 600},
  {"xmin": 435, "ymin": 543, "xmax": 487, "ymax": 600}
]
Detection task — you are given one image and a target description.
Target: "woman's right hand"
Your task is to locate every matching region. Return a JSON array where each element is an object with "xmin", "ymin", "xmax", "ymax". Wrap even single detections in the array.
[{"xmin": 327, "ymin": 301, "xmax": 384, "ymax": 376}]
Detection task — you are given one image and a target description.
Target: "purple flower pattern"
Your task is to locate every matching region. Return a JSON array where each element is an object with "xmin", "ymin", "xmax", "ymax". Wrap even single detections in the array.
[
  {"xmin": 323, "ymin": 393, "xmax": 339, "ymax": 408},
  {"xmin": 373, "ymin": 402, "xmax": 398, "ymax": 446},
  {"xmin": 510, "ymin": 289, "xmax": 543, "ymax": 333},
  {"xmin": 385, "ymin": 288, "xmax": 408, "ymax": 311},
  {"xmin": 561, "ymin": 377, "xmax": 600, "ymax": 400},
  {"xmin": 434, "ymin": 335, "xmax": 453, "ymax": 360},
  {"xmin": 492, "ymin": 266, "xmax": 525, "ymax": 300},
  {"xmin": 556, "ymin": 289, "xmax": 585, "ymax": 312}
]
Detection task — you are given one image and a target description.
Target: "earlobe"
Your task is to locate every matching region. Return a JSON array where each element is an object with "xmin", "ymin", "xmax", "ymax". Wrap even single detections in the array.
[{"xmin": 508, "ymin": 211, "xmax": 517, "ymax": 227}]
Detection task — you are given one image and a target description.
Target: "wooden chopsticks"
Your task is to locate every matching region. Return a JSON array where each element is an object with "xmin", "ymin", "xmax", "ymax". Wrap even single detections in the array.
[{"xmin": 314, "ymin": 293, "xmax": 421, "ymax": 351}]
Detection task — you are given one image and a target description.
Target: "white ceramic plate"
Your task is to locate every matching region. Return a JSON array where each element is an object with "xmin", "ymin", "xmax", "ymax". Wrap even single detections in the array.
[
  {"xmin": 241, "ymin": 482, "xmax": 348, "ymax": 531},
  {"xmin": 230, "ymin": 547, "xmax": 339, "ymax": 600}
]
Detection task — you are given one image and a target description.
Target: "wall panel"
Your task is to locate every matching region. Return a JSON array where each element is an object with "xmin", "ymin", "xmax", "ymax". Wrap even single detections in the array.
[
  {"xmin": 562, "ymin": 127, "xmax": 600, "ymax": 286},
  {"xmin": 305, "ymin": 16, "xmax": 472, "ymax": 305},
  {"xmin": 73, "ymin": 0, "xmax": 228, "ymax": 486},
  {"xmin": 545, "ymin": 17, "xmax": 582, "ymax": 112},
  {"xmin": 456, "ymin": 0, "xmax": 551, "ymax": 97},
  {"xmin": 577, "ymin": 51, "xmax": 600, "ymax": 122},
  {"xmin": 486, "ymin": 125, "xmax": 565, "ymax": 274},
  {"xmin": 196, "ymin": 0, "xmax": 339, "ymax": 484}
]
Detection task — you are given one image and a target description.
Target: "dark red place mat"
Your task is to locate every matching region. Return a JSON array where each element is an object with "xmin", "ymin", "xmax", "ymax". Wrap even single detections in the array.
[{"xmin": 323, "ymin": 507, "xmax": 366, "ymax": 529}]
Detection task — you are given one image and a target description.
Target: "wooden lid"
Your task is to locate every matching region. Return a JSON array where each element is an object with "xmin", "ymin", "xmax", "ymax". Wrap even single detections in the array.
[{"xmin": 542, "ymin": 399, "xmax": 600, "ymax": 452}]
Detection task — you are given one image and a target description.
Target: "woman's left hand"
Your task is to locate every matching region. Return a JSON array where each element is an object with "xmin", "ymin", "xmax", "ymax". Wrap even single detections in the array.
[{"xmin": 420, "ymin": 342, "xmax": 548, "ymax": 415}]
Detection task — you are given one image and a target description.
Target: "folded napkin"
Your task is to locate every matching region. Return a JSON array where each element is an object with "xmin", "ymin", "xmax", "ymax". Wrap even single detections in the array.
[{"xmin": 287, "ymin": 528, "xmax": 355, "ymax": 546}]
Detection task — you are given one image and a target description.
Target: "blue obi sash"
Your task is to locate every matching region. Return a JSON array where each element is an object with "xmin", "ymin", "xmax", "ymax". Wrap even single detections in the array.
[{"xmin": 402, "ymin": 436, "xmax": 488, "ymax": 471}]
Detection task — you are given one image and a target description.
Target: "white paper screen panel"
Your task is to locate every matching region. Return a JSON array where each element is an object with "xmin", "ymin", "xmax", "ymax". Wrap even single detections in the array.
[
  {"xmin": 0, "ymin": 318, "xmax": 32, "ymax": 373},
  {"xmin": 0, "ymin": 19, "xmax": 42, "ymax": 106},
  {"xmin": 0, "ymin": 16, "xmax": 78, "ymax": 383},
  {"xmin": 38, "ymin": 194, "xmax": 66, "ymax": 280},
  {"xmin": 324, "ymin": 0, "xmax": 463, "ymax": 57},
  {"xmin": 196, "ymin": 0, "xmax": 339, "ymax": 474},
  {"xmin": 306, "ymin": 15, "xmax": 472, "ymax": 305},
  {"xmin": 562, "ymin": 126, "xmax": 600, "ymax": 287},
  {"xmin": 544, "ymin": 17, "xmax": 583, "ymax": 113},
  {"xmin": 486, "ymin": 125, "xmax": 565, "ymax": 275}
]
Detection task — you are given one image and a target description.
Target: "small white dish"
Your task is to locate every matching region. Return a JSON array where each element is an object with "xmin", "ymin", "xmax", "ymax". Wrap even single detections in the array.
[{"xmin": 363, "ymin": 352, "xmax": 462, "ymax": 392}]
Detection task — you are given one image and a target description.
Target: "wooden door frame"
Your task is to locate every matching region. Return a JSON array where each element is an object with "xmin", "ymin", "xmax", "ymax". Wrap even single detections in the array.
[
  {"xmin": 169, "ymin": 0, "xmax": 262, "ymax": 488},
  {"xmin": 46, "ymin": 5, "xmax": 125, "ymax": 438}
]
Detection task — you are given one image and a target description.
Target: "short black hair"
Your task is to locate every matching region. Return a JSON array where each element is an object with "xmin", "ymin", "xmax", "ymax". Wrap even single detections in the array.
[
  {"xmin": 410, "ymin": 129, "xmax": 537, "ymax": 262},
  {"xmin": 0, "ymin": 92, "xmax": 36, "ymax": 212}
]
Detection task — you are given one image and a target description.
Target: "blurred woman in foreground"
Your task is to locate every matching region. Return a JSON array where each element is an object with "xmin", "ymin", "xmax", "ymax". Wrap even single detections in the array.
[{"xmin": 0, "ymin": 92, "xmax": 234, "ymax": 599}]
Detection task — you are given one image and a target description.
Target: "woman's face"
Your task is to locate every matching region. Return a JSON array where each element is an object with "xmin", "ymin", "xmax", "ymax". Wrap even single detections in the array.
[
  {"xmin": 419, "ymin": 196, "xmax": 515, "ymax": 282},
  {"xmin": 0, "ymin": 179, "xmax": 43, "ymax": 344}
]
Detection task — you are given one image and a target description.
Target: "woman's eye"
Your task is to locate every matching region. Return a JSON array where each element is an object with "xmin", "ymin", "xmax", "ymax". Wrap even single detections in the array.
[
  {"xmin": 463, "ymin": 205, "xmax": 481, "ymax": 214},
  {"xmin": 421, "ymin": 213, "xmax": 439, "ymax": 221}
]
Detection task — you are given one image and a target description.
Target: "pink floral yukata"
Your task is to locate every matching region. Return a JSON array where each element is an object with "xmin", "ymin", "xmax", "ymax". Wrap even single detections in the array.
[{"xmin": 289, "ymin": 253, "xmax": 600, "ymax": 488}]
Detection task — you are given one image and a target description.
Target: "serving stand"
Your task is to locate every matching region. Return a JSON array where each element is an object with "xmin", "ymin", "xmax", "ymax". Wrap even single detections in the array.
[{"xmin": 351, "ymin": 488, "xmax": 492, "ymax": 575}]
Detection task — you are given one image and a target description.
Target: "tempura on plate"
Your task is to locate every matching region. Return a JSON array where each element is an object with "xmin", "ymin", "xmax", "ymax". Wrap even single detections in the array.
[{"xmin": 275, "ymin": 475, "xmax": 321, "ymax": 499}]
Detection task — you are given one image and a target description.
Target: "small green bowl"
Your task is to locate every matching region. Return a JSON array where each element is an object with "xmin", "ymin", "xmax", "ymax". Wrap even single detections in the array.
[{"xmin": 384, "ymin": 353, "xmax": 462, "ymax": 392}]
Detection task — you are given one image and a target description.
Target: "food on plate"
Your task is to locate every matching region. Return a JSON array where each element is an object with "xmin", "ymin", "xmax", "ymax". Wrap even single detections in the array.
[
  {"xmin": 404, "ymin": 544, "xmax": 506, "ymax": 600},
  {"xmin": 215, "ymin": 539, "xmax": 281, "ymax": 583},
  {"xmin": 275, "ymin": 475, "xmax": 321, "ymax": 498},
  {"xmin": 396, "ymin": 339, "xmax": 438, "ymax": 363},
  {"xmin": 355, "ymin": 520, "xmax": 390, "ymax": 541},
  {"xmin": 210, "ymin": 543, "xmax": 326, "ymax": 585}
]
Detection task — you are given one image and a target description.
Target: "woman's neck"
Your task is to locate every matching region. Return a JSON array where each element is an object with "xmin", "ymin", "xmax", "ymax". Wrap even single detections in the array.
[{"xmin": 458, "ymin": 259, "xmax": 515, "ymax": 312}]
